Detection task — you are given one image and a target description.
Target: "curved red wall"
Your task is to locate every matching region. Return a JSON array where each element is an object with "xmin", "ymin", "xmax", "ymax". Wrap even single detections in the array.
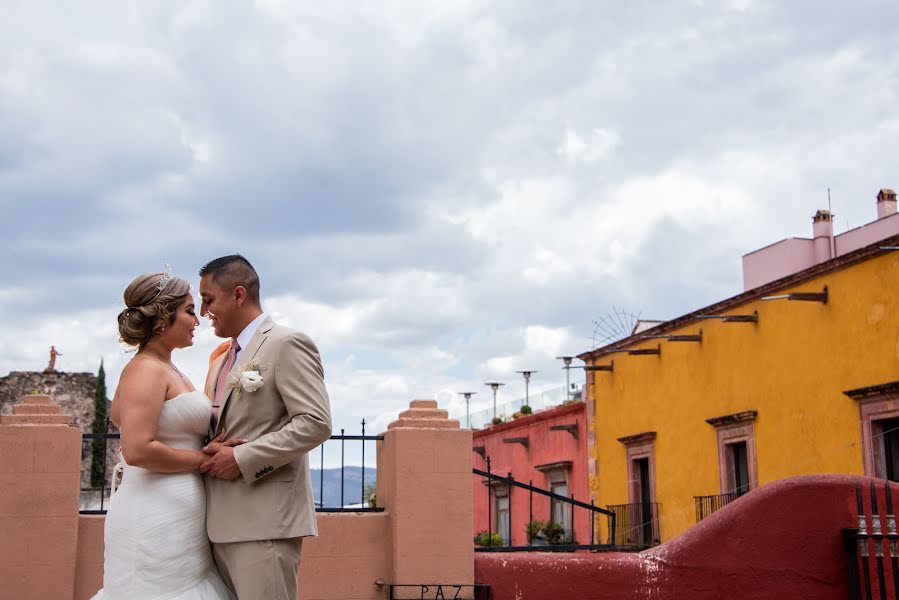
[{"xmin": 477, "ymin": 474, "xmax": 884, "ymax": 599}]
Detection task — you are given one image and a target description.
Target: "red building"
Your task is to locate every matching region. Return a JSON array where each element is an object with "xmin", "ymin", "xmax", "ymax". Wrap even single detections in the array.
[{"xmin": 472, "ymin": 401, "xmax": 590, "ymax": 546}]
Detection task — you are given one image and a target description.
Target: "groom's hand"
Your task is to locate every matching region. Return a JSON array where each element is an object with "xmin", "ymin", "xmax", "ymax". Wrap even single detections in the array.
[
  {"xmin": 202, "ymin": 436, "xmax": 247, "ymax": 454},
  {"xmin": 200, "ymin": 438, "xmax": 247, "ymax": 480}
]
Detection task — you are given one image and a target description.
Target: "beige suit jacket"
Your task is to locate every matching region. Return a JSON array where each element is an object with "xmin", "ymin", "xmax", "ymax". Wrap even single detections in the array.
[{"xmin": 204, "ymin": 316, "xmax": 332, "ymax": 544}]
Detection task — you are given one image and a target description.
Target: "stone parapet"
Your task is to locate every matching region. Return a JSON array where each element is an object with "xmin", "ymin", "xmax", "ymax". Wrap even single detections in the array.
[
  {"xmin": 0, "ymin": 394, "xmax": 73, "ymax": 426},
  {"xmin": 387, "ymin": 399, "xmax": 460, "ymax": 430},
  {"xmin": 378, "ymin": 399, "xmax": 473, "ymax": 596}
]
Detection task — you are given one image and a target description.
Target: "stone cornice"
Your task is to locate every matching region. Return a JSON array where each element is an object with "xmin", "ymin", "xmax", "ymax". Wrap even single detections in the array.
[
  {"xmin": 617, "ymin": 431, "xmax": 656, "ymax": 445},
  {"xmin": 843, "ymin": 381, "xmax": 899, "ymax": 401},
  {"xmin": 705, "ymin": 410, "xmax": 758, "ymax": 427}
]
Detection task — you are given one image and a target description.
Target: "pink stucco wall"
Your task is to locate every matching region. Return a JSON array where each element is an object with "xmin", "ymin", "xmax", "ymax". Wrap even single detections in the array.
[
  {"xmin": 742, "ymin": 237, "xmax": 816, "ymax": 291},
  {"xmin": 742, "ymin": 209, "xmax": 899, "ymax": 291},
  {"xmin": 472, "ymin": 402, "xmax": 590, "ymax": 546},
  {"xmin": 836, "ymin": 210, "xmax": 899, "ymax": 255}
]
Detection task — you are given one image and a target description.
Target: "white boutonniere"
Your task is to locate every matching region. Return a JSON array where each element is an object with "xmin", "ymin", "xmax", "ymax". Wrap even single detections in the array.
[{"xmin": 228, "ymin": 363, "xmax": 264, "ymax": 397}]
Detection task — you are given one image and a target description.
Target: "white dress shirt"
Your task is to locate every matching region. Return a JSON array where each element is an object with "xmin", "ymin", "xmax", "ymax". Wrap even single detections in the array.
[{"xmin": 234, "ymin": 312, "xmax": 267, "ymax": 362}]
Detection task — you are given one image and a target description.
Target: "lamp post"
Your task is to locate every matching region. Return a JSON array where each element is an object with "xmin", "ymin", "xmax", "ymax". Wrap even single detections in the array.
[
  {"xmin": 556, "ymin": 356, "xmax": 574, "ymax": 401},
  {"xmin": 516, "ymin": 371, "xmax": 536, "ymax": 408},
  {"xmin": 484, "ymin": 382, "xmax": 505, "ymax": 419},
  {"xmin": 459, "ymin": 392, "xmax": 477, "ymax": 429}
]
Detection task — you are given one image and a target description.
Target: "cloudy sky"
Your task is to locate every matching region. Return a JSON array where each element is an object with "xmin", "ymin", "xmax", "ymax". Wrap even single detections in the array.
[{"xmin": 2, "ymin": 0, "xmax": 898, "ymax": 437}]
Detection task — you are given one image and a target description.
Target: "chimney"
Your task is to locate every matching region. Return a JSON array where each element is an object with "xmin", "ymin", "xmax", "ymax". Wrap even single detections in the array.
[
  {"xmin": 812, "ymin": 209, "xmax": 834, "ymax": 263},
  {"xmin": 877, "ymin": 188, "xmax": 897, "ymax": 219}
]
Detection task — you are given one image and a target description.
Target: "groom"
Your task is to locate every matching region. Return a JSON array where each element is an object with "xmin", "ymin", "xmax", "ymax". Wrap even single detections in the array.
[{"xmin": 198, "ymin": 254, "xmax": 332, "ymax": 600}]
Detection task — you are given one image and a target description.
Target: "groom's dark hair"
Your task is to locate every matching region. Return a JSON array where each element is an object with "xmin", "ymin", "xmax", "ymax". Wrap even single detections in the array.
[{"xmin": 199, "ymin": 254, "xmax": 261, "ymax": 307}]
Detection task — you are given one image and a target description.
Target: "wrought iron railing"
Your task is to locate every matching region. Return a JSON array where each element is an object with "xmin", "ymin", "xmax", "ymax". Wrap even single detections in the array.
[
  {"xmin": 694, "ymin": 491, "xmax": 744, "ymax": 522},
  {"xmin": 315, "ymin": 420, "xmax": 383, "ymax": 513},
  {"xmin": 473, "ymin": 457, "xmax": 617, "ymax": 551},
  {"xmin": 605, "ymin": 502, "xmax": 661, "ymax": 549},
  {"xmin": 79, "ymin": 432, "xmax": 120, "ymax": 514},
  {"xmin": 80, "ymin": 422, "xmax": 382, "ymax": 515}
]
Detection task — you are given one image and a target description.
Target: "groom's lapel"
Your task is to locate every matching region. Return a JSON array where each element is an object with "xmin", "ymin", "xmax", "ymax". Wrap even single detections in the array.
[{"xmin": 215, "ymin": 316, "xmax": 274, "ymax": 434}]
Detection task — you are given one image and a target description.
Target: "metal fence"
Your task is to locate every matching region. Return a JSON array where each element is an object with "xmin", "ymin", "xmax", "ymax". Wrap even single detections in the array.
[
  {"xmin": 315, "ymin": 421, "xmax": 383, "ymax": 513},
  {"xmin": 694, "ymin": 491, "xmax": 744, "ymax": 522},
  {"xmin": 80, "ymin": 422, "xmax": 382, "ymax": 515},
  {"xmin": 605, "ymin": 502, "xmax": 661, "ymax": 549},
  {"xmin": 464, "ymin": 385, "xmax": 577, "ymax": 429},
  {"xmin": 473, "ymin": 457, "xmax": 617, "ymax": 552},
  {"xmin": 79, "ymin": 432, "xmax": 120, "ymax": 514}
]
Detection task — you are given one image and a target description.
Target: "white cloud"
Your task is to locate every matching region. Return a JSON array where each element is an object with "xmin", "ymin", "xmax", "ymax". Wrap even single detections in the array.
[
  {"xmin": 558, "ymin": 127, "xmax": 621, "ymax": 163},
  {"xmin": 3, "ymin": 0, "xmax": 899, "ymax": 445}
]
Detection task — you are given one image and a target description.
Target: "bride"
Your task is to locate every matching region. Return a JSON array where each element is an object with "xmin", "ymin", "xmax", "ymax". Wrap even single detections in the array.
[{"xmin": 92, "ymin": 269, "xmax": 236, "ymax": 600}]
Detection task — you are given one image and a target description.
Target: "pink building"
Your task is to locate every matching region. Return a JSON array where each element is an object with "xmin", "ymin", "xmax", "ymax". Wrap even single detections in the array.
[
  {"xmin": 743, "ymin": 188, "xmax": 899, "ymax": 290},
  {"xmin": 471, "ymin": 402, "xmax": 591, "ymax": 547}
]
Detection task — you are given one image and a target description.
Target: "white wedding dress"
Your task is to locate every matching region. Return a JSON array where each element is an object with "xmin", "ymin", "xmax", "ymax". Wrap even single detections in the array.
[{"xmin": 92, "ymin": 391, "xmax": 234, "ymax": 600}]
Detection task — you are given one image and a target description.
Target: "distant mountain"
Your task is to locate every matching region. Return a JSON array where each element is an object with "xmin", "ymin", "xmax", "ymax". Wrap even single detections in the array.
[{"xmin": 310, "ymin": 466, "xmax": 376, "ymax": 508}]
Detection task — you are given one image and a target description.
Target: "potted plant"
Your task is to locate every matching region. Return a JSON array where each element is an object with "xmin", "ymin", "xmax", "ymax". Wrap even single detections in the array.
[
  {"xmin": 524, "ymin": 520, "xmax": 546, "ymax": 545},
  {"xmin": 541, "ymin": 522, "xmax": 566, "ymax": 545},
  {"xmin": 519, "ymin": 405, "xmax": 533, "ymax": 415},
  {"xmin": 491, "ymin": 416, "xmax": 503, "ymax": 425}
]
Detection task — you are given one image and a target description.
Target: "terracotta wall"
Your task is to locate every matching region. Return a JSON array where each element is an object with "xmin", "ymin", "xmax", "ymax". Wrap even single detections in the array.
[
  {"xmin": 298, "ymin": 513, "xmax": 390, "ymax": 600},
  {"xmin": 0, "ymin": 395, "xmax": 82, "ymax": 600},
  {"xmin": 73, "ymin": 516, "xmax": 104, "ymax": 600},
  {"xmin": 1, "ymin": 395, "xmax": 472, "ymax": 600}
]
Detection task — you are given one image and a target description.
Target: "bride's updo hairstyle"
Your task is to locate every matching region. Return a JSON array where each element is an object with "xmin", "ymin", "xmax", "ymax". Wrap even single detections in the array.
[{"xmin": 117, "ymin": 271, "xmax": 192, "ymax": 348}]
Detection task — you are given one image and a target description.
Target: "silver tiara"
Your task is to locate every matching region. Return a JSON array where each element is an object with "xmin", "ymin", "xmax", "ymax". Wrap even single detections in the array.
[{"xmin": 150, "ymin": 262, "xmax": 174, "ymax": 299}]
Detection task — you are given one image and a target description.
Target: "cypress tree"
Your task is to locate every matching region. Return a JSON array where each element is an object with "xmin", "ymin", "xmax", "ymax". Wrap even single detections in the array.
[{"xmin": 90, "ymin": 360, "xmax": 109, "ymax": 488}]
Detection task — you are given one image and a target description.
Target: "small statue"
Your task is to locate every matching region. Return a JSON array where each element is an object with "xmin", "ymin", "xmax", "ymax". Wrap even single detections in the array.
[{"xmin": 45, "ymin": 346, "xmax": 62, "ymax": 372}]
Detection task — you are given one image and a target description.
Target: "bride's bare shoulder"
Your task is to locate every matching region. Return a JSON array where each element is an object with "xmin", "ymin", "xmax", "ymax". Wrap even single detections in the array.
[{"xmin": 118, "ymin": 358, "xmax": 168, "ymax": 397}]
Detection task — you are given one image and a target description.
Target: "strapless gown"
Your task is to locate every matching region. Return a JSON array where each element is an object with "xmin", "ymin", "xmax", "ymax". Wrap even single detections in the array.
[{"xmin": 91, "ymin": 391, "xmax": 234, "ymax": 600}]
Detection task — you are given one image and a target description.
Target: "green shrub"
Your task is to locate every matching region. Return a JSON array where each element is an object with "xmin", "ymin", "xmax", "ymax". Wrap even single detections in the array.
[{"xmin": 473, "ymin": 531, "xmax": 504, "ymax": 546}]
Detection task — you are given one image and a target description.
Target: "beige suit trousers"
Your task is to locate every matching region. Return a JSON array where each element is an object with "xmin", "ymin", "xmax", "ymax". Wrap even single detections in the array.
[{"xmin": 213, "ymin": 538, "xmax": 302, "ymax": 600}]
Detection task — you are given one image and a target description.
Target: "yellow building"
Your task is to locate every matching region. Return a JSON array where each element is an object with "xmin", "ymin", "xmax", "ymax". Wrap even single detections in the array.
[{"xmin": 580, "ymin": 195, "xmax": 899, "ymax": 544}]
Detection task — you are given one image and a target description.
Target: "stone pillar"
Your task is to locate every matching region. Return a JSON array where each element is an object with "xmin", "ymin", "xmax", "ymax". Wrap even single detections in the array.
[
  {"xmin": 378, "ymin": 400, "xmax": 473, "ymax": 598},
  {"xmin": 0, "ymin": 394, "xmax": 81, "ymax": 600}
]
